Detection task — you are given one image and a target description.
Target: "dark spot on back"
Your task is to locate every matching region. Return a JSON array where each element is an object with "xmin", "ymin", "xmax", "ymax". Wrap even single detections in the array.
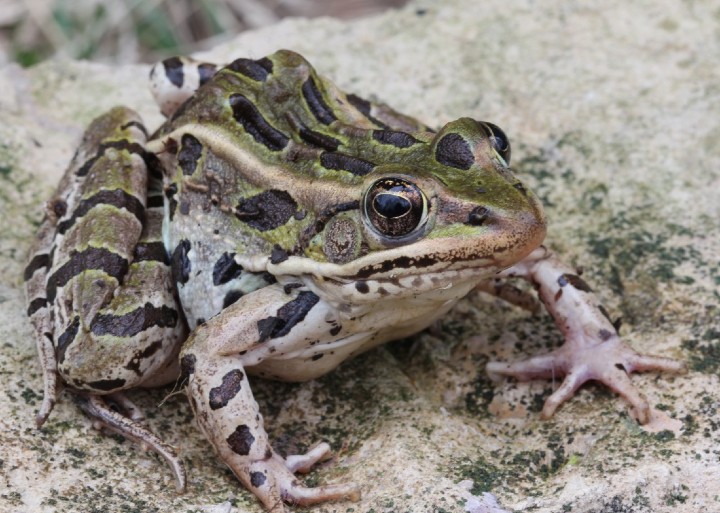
[
  {"xmin": 435, "ymin": 133, "xmax": 474, "ymax": 170},
  {"xmin": 56, "ymin": 188, "xmax": 145, "ymax": 235},
  {"xmin": 346, "ymin": 93, "xmax": 387, "ymax": 127},
  {"xmin": 75, "ymin": 140, "xmax": 150, "ymax": 178},
  {"xmin": 320, "ymin": 152, "xmax": 375, "ymax": 176},
  {"xmin": 226, "ymin": 57, "xmax": 272, "ymax": 81},
  {"xmin": 298, "ymin": 125, "xmax": 341, "ymax": 150},
  {"xmin": 302, "ymin": 77, "xmax": 337, "ymax": 125},
  {"xmin": 257, "ymin": 316, "xmax": 283, "ymax": 343},
  {"xmin": 46, "ymin": 247, "xmax": 129, "ymax": 303},
  {"xmin": 372, "ymin": 129, "xmax": 420, "ymax": 148},
  {"xmin": 229, "ymin": 94, "xmax": 289, "ymax": 151}
]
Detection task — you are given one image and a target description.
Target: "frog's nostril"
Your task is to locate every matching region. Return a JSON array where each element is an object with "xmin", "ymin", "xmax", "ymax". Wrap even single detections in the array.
[{"xmin": 467, "ymin": 206, "xmax": 491, "ymax": 226}]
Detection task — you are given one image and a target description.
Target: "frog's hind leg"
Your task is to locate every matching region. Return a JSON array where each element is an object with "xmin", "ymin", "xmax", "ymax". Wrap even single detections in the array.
[
  {"xmin": 35, "ymin": 108, "xmax": 188, "ymax": 480},
  {"xmin": 74, "ymin": 392, "xmax": 186, "ymax": 491},
  {"xmin": 48, "ymin": 109, "xmax": 186, "ymax": 395}
]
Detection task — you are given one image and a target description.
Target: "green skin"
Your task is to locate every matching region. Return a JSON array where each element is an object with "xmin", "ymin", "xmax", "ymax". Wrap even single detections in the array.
[{"xmin": 24, "ymin": 49, "xmax": 683, "ymax": 512}]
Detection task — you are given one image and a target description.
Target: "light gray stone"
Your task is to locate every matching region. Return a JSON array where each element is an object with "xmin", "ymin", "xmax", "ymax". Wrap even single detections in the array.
[{"xmin": 1, "ymin": 1, "xmax": 718, "ymax": 512}]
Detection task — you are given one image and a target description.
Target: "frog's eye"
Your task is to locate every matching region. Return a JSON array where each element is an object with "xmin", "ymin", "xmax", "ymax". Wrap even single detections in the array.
[
  {"xmin": 364, "ymin": 178, "xmax": 428, "ymax": 238},
  {"xmin": 482, "ymin": 122, "xmax": 511, "ymax": 165}
]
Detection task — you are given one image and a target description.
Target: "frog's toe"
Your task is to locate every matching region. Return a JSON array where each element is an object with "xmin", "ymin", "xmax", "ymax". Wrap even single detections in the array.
[
  {"xmin": 625, "ymin": 353, "xmax": 687, "ymax": 374},
  {"xmin": 283, "ymin": 480, "xmax": 361, "ymax": 506},
  {"xmin": 107, "ymin": 392, "xmax": 146, "ymax": 422},
  {"xmin": 486, "ymin": 351, "xmax": 561, "ymax": 381},
  {"xmin": 247, "ymin": 454, "xmax": 359, "ymax": 511},
  {"xmin": 598, "ymin": 366, "xmax": 652, "ymax": 424},
  {"xmin": 74, "ymin": 393, "xmax": 186, "ymax": 491},
  {"xmin": 285, "ymin": 442, "xmax": 333, "ymax": 473},
  {"xmin": 539, "ymin": 369, "xmax": 587, "ymax": 419}
]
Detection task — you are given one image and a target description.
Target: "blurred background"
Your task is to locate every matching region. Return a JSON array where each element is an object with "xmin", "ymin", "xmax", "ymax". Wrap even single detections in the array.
[{"xmin": 0, "ymin": 0, "xmax": 408, "ymax": 66}]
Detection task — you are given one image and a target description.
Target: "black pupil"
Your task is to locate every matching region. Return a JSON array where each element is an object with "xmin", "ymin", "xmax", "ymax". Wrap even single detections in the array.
[
  {"xmin": 485, "ymin": 122, "xmax": 510, "ymax": 158},
  {"xmin": 373, "ymin": 193, "xmax": 411, "ymax": 218},
  {"xmin": 490, "ymin": 134, "xmax": 508, "ymax": 152}
]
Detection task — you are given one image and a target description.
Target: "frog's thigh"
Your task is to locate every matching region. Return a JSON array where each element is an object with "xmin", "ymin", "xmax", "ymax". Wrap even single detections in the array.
[{"xmin": 51, "ymin": 109, "xmax": 185, "ymax": 393}]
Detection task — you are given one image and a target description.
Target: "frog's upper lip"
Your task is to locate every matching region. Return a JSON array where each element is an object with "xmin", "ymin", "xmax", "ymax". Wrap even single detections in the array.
[
  {"xmin": 270, "ymin": 203, "xmax": 546, "ymax": 285},
  {"xmin": 339, "ymin": 190, "xmax": 547, "ymax": 281}
]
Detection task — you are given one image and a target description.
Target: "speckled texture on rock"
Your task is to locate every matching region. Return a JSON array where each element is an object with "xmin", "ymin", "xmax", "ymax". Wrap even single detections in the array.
[{"xmin": 1, "ymin": 1, "xmax": 719, "ymax": 512}]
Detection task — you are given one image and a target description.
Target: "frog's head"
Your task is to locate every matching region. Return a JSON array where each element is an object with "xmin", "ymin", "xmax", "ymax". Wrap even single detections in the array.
[{"xmin": 273, "ymin": 118, "xmax": 546, "ymax": 300}]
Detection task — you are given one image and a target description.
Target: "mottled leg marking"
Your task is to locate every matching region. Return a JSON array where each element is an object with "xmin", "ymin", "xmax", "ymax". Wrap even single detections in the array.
[
  {"xmin": 181, "ymin": 285, "xmax": 360, "ymax": 512},
  {"xmin": 24, "ymin": 108, "xmax": 187, "ymax": 486},
  {"xmin": 487, "ymin": 246, "xmax": 686, "ymax": 424},
  {"xmin": 74, "ymin": 393, "xmax": 186, "ymax": 491}
]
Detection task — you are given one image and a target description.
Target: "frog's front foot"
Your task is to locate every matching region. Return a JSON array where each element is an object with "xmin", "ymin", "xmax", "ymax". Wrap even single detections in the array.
[
  {"xmin": 243, "ymin": 446, "xmax": 360, "ymax": 512},
  {"xmin": 487, "ymin": 333, "xmax": 685, "ymax": 423},
  {"xmin": 489, "ymin": 246, "xmax": 686, "ymax": 424}
]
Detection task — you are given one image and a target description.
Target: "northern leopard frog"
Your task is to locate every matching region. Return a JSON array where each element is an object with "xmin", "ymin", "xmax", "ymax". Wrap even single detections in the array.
[{"xmin": 24, "ymin": 50, "xmax": 684, "ymax": 512}]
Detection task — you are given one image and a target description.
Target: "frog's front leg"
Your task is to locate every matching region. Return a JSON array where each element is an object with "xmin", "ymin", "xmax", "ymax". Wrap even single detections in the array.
[
  {"xmin": 181, "ymin": 284, "xmax": 360, "ymax": 512},
  {"xmin": 486, "ymin": 246, "xmax": 685, "ymax": 423}
]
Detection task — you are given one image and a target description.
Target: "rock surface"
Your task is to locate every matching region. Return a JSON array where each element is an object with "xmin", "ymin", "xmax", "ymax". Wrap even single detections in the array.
[{"xmin": 1, "ymin": 1, "xmax": 718, "ymax": 512}]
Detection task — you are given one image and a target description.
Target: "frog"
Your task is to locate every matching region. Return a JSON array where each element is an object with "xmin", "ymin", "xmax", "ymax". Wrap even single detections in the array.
[{"xmin": 23, "ymin": 49, "xmax": 685, "ymax": 512}]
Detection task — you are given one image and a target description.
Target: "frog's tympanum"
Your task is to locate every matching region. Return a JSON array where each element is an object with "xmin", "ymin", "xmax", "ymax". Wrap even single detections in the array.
[{"xmin": 24, "ymin": 50, "xmax": 684, "ymax": 511}]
